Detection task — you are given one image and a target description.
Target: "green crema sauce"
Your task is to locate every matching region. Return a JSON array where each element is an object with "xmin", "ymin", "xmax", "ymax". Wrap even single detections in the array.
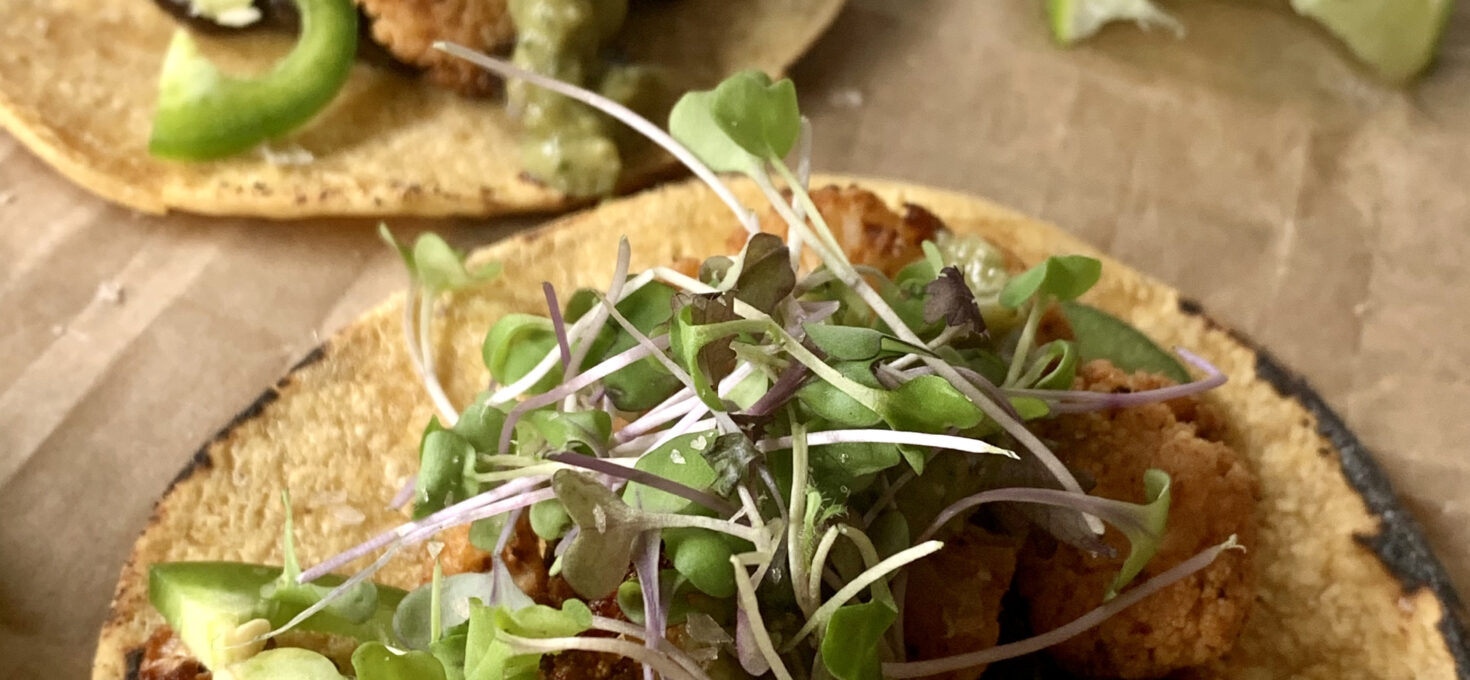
[{"xmin": 508, "ymin": 0, "xmax": 660, "ymax": 197}]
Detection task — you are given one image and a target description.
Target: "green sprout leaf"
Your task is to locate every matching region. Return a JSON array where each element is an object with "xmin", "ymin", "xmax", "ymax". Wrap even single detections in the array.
[
  {"xmin": 352, "ymin": 641, "xmax": 447, "ymax": 680},
  {"xmin": 483, "ymin": 315, "xmax": 561, "ymax": 395},
  {"xmin": 820, "ymin": 601, "xmax": 897, "ymax": 680},
  {"xmin": 530, "ymin": 500, "xmax": 573, "ymax": 541},
  {"xmin": 264, "ymin": 491, "xmax": 378, "ymax": 623},
  {"xmin": 1020, "ymin": 340, "xmax": 1079, "ymax": 391},
  {"xmin": 518, "ymin": 409, "xmax": 613, "ymax": 457},
  {"xmin": 393, "ymin": 572, "xmax": 532, "ymax": 651},
  {"xmin": 625, "ymin": 431, "xmax": 720, "ymax": 514},
  {"xmin": 708, "ymin": 70, "xmax": 801, "ymax": 159},
  {"xmin": 380, "ymin": 225, "xmax": 500, "ymax": 295},
  {"xmin": 669, "ymin": 89, "xmax": 760, "ymax": 174},
  {"xmin": 663, "ymin": 528, "xmax": 738, "ymax": 598},
  {"xmin": 999, "ymin": 255, "xmax": 1102, "ymax": 308},
  {"xmin": 414, "ymin": 429, "xmax": 479, "ymax": 519},
  {"xmin": 453, "ymin": 397, "xmax": 508, "ymax": 453},
  {"xmin": 1107, "ymin": 468, "xmax": 1173, "ymax": 599},
  {"xmin": 669, "ymin": 302, "xmax": 764, "ymax": 409},
  {"xmin": 576, "ymin": 282, "xmax": 683, "ymax": 411},
  {"xmin": 463, "ymin": 600, "xmax": 592, "ymax": 680},
  {"xmin": 232, "ymin": 648, "xmax": 348, "ymax": 680},
  {"xmin": 1059, "ymin": 302, "xmax": 1190, "ymax": 383},
  {"xmin": 802, "ymin": 324, "xmax": 931, "ymax": 362}
]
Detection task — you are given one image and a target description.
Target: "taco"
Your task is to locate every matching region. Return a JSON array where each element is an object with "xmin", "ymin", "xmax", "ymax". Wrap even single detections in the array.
[
  {"xmin": 0, "ymin": 0, "xmax": 842, "ymax": 217},
  {"xmin": 90, "ymin": 169, "xmax": 1467, "ymax": 679}
]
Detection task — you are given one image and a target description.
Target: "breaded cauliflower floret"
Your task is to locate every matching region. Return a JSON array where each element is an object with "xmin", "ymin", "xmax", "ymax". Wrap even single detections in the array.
[
  {"xmin": 355, "ymin": 0, "xmax": 515, "ymax": 95},
  {"xmin": 738, "ymin": 186, "xmax": 945, "ymax": 277},
  {"xmin": 1016, "ymin": 360, "xmax": 1257, "ymax": 679},
  {"xmin": 904, "ymin": 526, "xmax": 1021, "ymax": 680}
]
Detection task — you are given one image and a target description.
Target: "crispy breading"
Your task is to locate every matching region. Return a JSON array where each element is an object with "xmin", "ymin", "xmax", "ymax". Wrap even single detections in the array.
[
  {"xmin": 903, "ymin": 526, "xmax": 1021, "ymax": 680},
  {"xmin": 739, "ymin": 185, "xmax": 945, "ymax": 277},
  {"xmin": 354, "ymin": 0, "xmax": 515, "ymax": 95},
  {"xmin": 137, "ymin": 626, "xmax": 209, "ymax": 680},
  {"xmin": 1016, "ymin": 360, "xmax": 1258, "ymax": 679}
]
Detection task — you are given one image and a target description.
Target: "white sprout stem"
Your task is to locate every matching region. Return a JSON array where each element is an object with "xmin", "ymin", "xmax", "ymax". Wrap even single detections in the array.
[
  {"xmin": 614, "ymin": 416, "xmax": 715, "ymax": 457},
  {"xmin": 1004, "ymin": 296, "xmax": 1048, "ymax": 387},
  {"xmin": 787, "ymin": 424, "xmax": 815, "ymax": 618},
  {"xmin": 730, "ymin": 557, "xmax": 796, "ymax": 680},
  {"xmin": 417, "ymin": 284, "xmax": 461, "ymax": 424},
  {"xmin": 645, "ymin": 512, "xmax": 768, "ymax": 546},
  {"xmin": 646, "ymin": 412, "xmax": 716, "ymax": 452},
  {"xmin": 881, "ymin": 537, "xmax": 1243, "ymax": 677},
  {"xmin": 435, "ymin": 42, "xmax": 757, "ymax": 234},
  {"xmin": 501, "ymin": 633, "xmax": 709, "ymax": 680},
  {"xmin": 769, "ymin": 161, "xmax": 848, "ymax": 264},
  {"xmin": 917, "ymin": 486, "xmax": 1159, "ymax": 544},
  {"xmin": 402, "ymin": 286, "xmax": 459, "ymax": 425},
  {"xmin": 736, "ymin": 485, "xmax": 767, "ymax": 531},
  {"xmin": 806, "ymin": 525, "xmax": 842, "ymax": 605},
  {"xmin": 300, "ymin": 475, "xmax": 547, "ymax": 583},
  {"xmin": 264, "ymin": 545, "xmax": 401, "ymax": 641},
  {"xmin": 836, "ymin": 525, "xmax": 894, "ymax": 606},
  {"xmin": 767, "ymin": 160, "xmax": 1095, "ymax": 528},
  {"xmin": 563, "ymin": 238, "xmax": 634, "ymax": 412},
  {"xmin": 752, "ymin": 168, "xmax": 847, "ymax": 270},
  {"xmin": 496, "ymin": 340, "xmax": 663, "ymax": 455},
  {"xmin": 487, "ymin": 270, "xmax": 658, "ymax": 406},
  {"xmin": 782, "ymin": 540, "xmax": 944, "ymax": 650},
  {"xmin": 598, "ymin": 297, "xmax": 740, "ymax": 434},
  {"xmin": 402, "ymin": 488, "xmax": 558, "ymax": 545},
  {"xmin": 760, "ymin": 430, "xmax": 1017, "ymax": 459},
  {"xmin": 617, "ymin": 388, "xmax": 698, "ymax": 442},
  {"xmin": 590, "ymin": 617, "xmax": 712, "ymax": 680}
]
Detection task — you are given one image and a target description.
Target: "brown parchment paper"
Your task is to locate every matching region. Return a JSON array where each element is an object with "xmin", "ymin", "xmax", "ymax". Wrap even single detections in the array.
[{"xmin": 1, "ymin": 1, "xmax": 1467, "ymax": 677}]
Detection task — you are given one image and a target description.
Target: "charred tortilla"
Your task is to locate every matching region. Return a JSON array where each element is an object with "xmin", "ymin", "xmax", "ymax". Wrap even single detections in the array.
[
  {"xmin": 0, "ymin": 0, "xmax": 842, "ymax": 218},
  {"xmin": 92, "ymin": 176, "xmax": 1466, "ymax": 678}
]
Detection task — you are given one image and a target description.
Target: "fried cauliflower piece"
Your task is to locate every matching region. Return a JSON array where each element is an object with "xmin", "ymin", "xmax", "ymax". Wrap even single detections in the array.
[
  {"xmin": 903, "ymin": 526, "xmax": 1021, "ymax": 680},
  {"xmin": 1016, "ymin": 360, "xmax": 1257, "ymax": 679},
  {"xmin": 355, "ymin": 0, "xmax": 515, "ymax": 95},
  {"xmin": 736, "ymin": 185, "xmax": 945, "ymax": 277}
]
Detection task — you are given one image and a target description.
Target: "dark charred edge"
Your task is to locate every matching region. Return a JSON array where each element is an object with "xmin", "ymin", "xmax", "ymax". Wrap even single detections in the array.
[
  {"xmin": 124, "ymin": 647, "xmax": 142, "ymax": 680},
  {"xmin": 162, "ymin": 342, "xmax": 329, "ymax": 495},
  {"xmin": 1177, "ymin": 298, "xmax": 1470, "ymax": 678}
]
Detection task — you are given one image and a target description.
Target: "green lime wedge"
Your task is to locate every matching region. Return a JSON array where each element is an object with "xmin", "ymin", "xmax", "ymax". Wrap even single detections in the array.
[
  {"xmin": 1291, "ymin": 0, "xmax": 1454, "ymax": 82},
  {"xmin": 1045, "ymin": 0, "xmax": 1184, "ymax": 45}
]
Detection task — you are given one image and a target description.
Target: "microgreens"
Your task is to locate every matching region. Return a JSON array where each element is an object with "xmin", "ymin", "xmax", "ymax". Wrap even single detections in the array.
[{"xmin": 255, "ymin": 51, "xmax": 1246, "ymax": 680}]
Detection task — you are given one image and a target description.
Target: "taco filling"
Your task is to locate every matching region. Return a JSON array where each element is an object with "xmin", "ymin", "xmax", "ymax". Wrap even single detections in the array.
[
  {"xmin": 127, "ymin": 67, "xmax": 1258, "ymax": 680},
  {"xmin": 149, "ymin": 0, "xmax": 664, "ymax": 196}
]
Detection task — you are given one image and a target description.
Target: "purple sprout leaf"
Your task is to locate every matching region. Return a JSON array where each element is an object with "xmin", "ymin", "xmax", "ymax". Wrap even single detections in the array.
[
  {"xmin": 733, "ymin": 232, "xmax": 796, "ymax": 314},
  {"xmin": 923, "ymin": 266, "xmax": 988, "ymax": 339}
]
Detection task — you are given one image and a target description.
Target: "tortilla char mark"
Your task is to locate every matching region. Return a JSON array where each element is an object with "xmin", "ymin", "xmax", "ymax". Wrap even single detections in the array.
[
  {"xmin": 162, "ymin": 344, "xmax": 331, "ymax": 494},
  {"xmin": 1176, "ymin": 297, "xmax": 1470, "ymax": 674}
]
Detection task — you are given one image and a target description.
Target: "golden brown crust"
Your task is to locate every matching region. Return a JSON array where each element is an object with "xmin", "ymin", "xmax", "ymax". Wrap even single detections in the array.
[
  {"xmin": 355, "ymin": 0, "xmax": 514, "ymax": 96},
  {"xmin": 1018, "ymin": 361, "xmax": 1258, "ymax": 678},
  {"xmin": 903, "ymin": 527, "xmax": 1020, "ymax": 680},
  {"xmin": 91, "ymin": 176, "xmax": 1460, "ymax": 680}
]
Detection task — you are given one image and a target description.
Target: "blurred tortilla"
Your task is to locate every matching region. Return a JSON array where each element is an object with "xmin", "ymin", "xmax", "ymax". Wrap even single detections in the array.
[
  {"xmin": 92, "ymin": 176, "xmax": 1466, "ymax": 678},
  {"xmin": 0, "ymin": 0, "xmax": 843, "ymax": 218}
]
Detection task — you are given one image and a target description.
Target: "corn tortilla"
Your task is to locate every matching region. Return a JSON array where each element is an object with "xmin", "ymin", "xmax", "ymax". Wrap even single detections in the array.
[
  {"xmin": 92, "ymin": 176, "xmax": 1467, "ymax": 678},
  {"xmin": 0, "ymin": 0, "xmax": 843, "ymax": 218}
]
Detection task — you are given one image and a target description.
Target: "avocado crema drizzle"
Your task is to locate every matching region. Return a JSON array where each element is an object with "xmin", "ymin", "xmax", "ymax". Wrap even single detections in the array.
[{"xmin": 148, "ymin": 53, "xmax": 1242, "ymax": 680}]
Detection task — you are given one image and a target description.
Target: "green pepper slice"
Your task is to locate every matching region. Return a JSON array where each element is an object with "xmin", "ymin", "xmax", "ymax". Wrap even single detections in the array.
[
  {"xmin": 149, "ymin": 561, "xmax": 406, "ymax": 668},
  {"xmin": 148, "ymin": 0, "xmax": 358, "ymax": 160}
]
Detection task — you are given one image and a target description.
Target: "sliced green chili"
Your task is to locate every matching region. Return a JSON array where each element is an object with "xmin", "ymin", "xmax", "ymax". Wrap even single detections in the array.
[{"xmin": 148, "ymin": 0, "xmax": 358, "ymax": 160}]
